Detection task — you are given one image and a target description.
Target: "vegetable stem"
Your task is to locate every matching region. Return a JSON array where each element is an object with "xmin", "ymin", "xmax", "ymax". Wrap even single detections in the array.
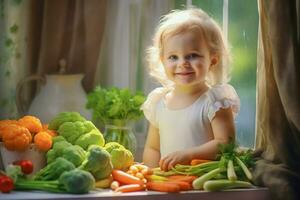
[
  {"xmin": 203, "ymin": 179, "xmax": 254, "ymax": 191},
  {"xmin": 192, "ymin": 168, "xmax": 224, "ymax": 190},
  {"xmin": 235, "ymin": 156, "xmax": 252, "ymax": 180},
  {"xmin": 227, "ymin": 160, "xmax": 237, "ymax": 181}
]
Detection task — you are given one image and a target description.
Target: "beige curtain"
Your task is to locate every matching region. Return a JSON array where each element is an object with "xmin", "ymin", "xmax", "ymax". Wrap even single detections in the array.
[
  {"xmin": 254, "ymin": 0, "xmax": 300, "ymax": 199},
  {"xmin": 35, "ymin": 0, "xmax": 107, "ymax": 91}
]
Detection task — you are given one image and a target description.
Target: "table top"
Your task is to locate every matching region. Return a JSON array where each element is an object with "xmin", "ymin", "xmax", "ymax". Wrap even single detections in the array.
[{"xmin": 0, "ymin": 188, "xmax": 270, "ymax": 200}]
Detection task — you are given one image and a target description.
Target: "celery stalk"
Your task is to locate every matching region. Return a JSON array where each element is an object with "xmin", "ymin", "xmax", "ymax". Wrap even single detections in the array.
[
  {"xmin": 227, "ymin": 160, "xmax": 237, "ymax": 181},
  {"xmin": 192, "ymin": 168, "xmax": 224, "ymax": 190},
  {"xmin": 203, "ymin": 179, "xmax": 253, "ymax": 191},
  {"xmin": 235, "ymin": 156, "xmax": 253, "ymax": 180}
]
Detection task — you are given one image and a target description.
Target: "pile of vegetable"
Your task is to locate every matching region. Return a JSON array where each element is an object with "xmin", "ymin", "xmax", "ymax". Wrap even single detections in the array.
[
  {"xmin": 153, "ymin": 142, "xmax": 255, "ymax": 191},
  {"xmin": 48, "ymin": 112, "xmax": 105, "ymax": 150},
  {"xmin": 0, "ymin": 116, "xmax": 56, "ymax": 151},
  {"xmin": 1, "ymin": 111, "xmax": 258, "ymax": 195}
]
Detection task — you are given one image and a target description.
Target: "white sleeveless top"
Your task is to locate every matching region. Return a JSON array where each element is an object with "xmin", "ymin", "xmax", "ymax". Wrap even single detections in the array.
[{"xmin": 141, "ymin": 84, "xmax": 240, "ymax": 158}]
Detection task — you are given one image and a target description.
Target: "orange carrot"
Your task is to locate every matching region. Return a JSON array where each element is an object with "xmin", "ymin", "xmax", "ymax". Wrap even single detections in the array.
[
  {"xmin": 146, "ymin": 182, "xmax": 181, "ymax": 193},
  {"xmin": 115, "ymin": 184, "xmax": 145, "ymax": 193},
  {"xmin": 167, "ymin": 175, "xmax": 197, "ymax": 183},
  {"xmin": 112, "ymin": 170, "xmax": 144, "ymax": 185},
  {"xmin": 166, "ymin": 181, "xmax": 192, "ymax": 191},
  {"xmin": 190, "ymin": 159, "xmax": 212, "ymax": 166}
]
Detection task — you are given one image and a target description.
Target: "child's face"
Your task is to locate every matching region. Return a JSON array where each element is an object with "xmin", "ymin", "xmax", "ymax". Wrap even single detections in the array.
[{"xmin": 161, "ymin": 30, "xmax": 217, "ymax": 88}]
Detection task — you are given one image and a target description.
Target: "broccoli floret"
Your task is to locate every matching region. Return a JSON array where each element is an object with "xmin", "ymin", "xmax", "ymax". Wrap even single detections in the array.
[
  {"xmin": 34, "ymin": 157, "xmax": 75, "ymax": 181},
  {"xmin": 93, "ymin": 163, "xmax": 113, "ymax": 180},
  {"xmin": 57, "ymin": 121, "xmax": 104, "ymax": 149},
  {"xmin": 46, "ymin": 141, "xmax": 72, "ymax": 164},
  {"xmin": 52, "ymin": 135, "xmax": 66, "ymax": 144},
  {"xmin": 79, "ymin": 145, "xmax": 112, "ymax": 180},
  {"xmin": 48, "ymin": 112, "xmax": 86, "ymax": 130},
  {"xmin": 57, "ymin": 121, "xmax": 87, "ymax": 143},
  {"xmin": 46, "ymin": 149, "xmax": 56, "ymax": 163},
  {"xmin": 75, "ymin": 129, "xmax": 105, "ymax": 150},
  {"xmin": 59, "ymin": 169, "xmax": 95, "ymax": 194},
  {"xmin": 62, "ymin": 145, "xmax": 86, "ymax": 167}
]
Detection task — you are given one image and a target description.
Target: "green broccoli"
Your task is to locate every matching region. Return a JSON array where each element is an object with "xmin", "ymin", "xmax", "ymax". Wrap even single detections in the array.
[
  {"xmin": 46, "ymin": 149, "xmax": 56, "ymax": 164},
  {"xmin": 48, "ymin": 112, "xmax": 86, "ymax": 130},
  {"xmin": 57, "ymin": 121, "xmax": 104, "ymax": 149},
  {"xmin": 79, "ymin": 145, "xmax": 113, "ymax": 180},
  {"xmin": 14, "ymin": 169, "xmax": 95, "ymax": 194},
  {"xmin": 104, "ymin": 142, "xmax": 134, "ymax": 170},
  {"xmin": 59, "ymin": 169, "xmax": 95, "ymax": 194},
  {"xmin": 75, "ymin": 129, "xmax": 105, "ymax": 150},
  {"xmin": 34, "ymin": 157, "xmax": 75, "ymax": 181},
  {"xmin": 62, "ymin": 145, "xmax": 86, "ymax": 167},
  {"xmin": 46, "ymin": 140, "xmax": 72, "ymax": 163},
  {"xmin": 52, "ymin": 135, "xmax": 66, "ymax": 143}
]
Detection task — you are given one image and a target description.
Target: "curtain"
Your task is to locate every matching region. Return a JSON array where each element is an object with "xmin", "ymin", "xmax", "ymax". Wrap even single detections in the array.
[
  {"xmin": 254, "ymin": 0, "xmax": 300, "ymax": 199},
  {"xmin": 36, "ymin": 0, "xmax": 107, "ymax": 92},
  {"xmin": 94, "ymin": 0, "xmax": 173, "ymax": 92},
  {"xmin": 94, "ymin": 0, "xmax": 174, "ymax": 161},
  {"xmin": 0, "ymin": 0, "xmax": 30, "ymax": 119}
]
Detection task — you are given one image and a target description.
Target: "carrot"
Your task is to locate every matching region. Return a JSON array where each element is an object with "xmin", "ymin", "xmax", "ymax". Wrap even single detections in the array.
[
  {"xmin": 115, "ymin": 184, "xmax": 145, "ymax": 193},
  {"xmin": 112, "ymin": 170, "xmax": 144, "ymax": 185},
  {"xmin": 167, "ymin": 175, "xmax": 197, "ymax": 183},
  {"xmin": 167, "ymin": 180, "xmax": 192, "ymax": 191},
  {"xmin": 146, "ymin": 181, "xmax": 181, "ymax": 193},
  {"xmin": 190, "ymin": 159, "xmax": 212, "ymax": 166}
]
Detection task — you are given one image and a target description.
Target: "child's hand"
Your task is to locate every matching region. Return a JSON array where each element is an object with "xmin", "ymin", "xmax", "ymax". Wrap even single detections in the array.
[{"xmin": 159, "ymin": 150, "xmax": 191, "ymax": 171}]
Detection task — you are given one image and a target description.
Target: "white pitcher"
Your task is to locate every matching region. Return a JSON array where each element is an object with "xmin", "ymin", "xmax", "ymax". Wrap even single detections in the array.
[{"xmin": 16, "ymin": 73, "xmax": 92, "ymax": 123}]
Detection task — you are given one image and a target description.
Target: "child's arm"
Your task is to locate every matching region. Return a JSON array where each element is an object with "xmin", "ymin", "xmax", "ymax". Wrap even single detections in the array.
[
  {"xmin": 143, "ymin": 124, "xmax": 161, "ymax": 168},
  {"xmin": 160, "ymin": 107, "xmax": 235, "ymax": 171}
]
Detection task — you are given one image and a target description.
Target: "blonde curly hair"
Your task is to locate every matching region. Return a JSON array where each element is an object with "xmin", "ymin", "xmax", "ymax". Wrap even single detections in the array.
[{"xmin": 146, "ymin": 8, "xmax": 231, "ymax": 87}]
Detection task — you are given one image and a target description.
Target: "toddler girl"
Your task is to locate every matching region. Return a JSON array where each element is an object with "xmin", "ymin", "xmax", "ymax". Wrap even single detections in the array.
[{"xmin": 142, "ymin": 8, "xmax": 240, "ymax": 171}]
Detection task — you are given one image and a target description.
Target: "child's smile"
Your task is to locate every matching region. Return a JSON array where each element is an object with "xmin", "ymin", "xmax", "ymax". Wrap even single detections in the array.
[{"xmin": 161, "ymin": 30, "xmax": 217, "ymax": 89}]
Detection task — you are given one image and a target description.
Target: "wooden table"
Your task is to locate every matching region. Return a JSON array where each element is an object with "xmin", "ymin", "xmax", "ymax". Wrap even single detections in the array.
[{"xmin": 0, "ymin": 188, "xmax": 270, "ymax": 200}]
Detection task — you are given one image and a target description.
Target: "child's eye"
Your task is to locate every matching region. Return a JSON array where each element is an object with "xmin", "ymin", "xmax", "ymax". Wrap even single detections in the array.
[
  {"xmin": 168, "ymin": 55, "xmax": 178, "ymax": 61},
  {"xmin": 186, "ymin": 53, "xmax": 200, "ymax": 60}
]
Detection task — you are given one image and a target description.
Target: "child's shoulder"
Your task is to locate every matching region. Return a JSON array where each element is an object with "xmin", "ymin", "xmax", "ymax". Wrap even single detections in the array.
[
  {"xmin": 205, "ymin": 84, "xmax": 240, "ymax": 120},
  {"xmin": 141, "ymin": 87, "xmax": 170, "ymax": 111},
  {"xmin": 141, "ymin": 87, "xmax": 171, "ymax": 127},
  {"xmin": 207, "ymin": 83, "xmax": 239, "ymax": 102},
  {"xmin": 145, "ymin": 87, "xmax": 171, "ymax": 102}
]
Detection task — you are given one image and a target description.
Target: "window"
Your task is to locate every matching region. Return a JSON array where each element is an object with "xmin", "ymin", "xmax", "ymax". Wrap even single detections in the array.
[{"xmin": 175, "ymin": 0, "xmax": 259, "ymax": 148}]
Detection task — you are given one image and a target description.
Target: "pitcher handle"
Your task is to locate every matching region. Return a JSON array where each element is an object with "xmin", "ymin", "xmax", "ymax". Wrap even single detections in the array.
[{"xmin": 16, "ymin": 75, "xmax": 46, "ymax": 116}]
